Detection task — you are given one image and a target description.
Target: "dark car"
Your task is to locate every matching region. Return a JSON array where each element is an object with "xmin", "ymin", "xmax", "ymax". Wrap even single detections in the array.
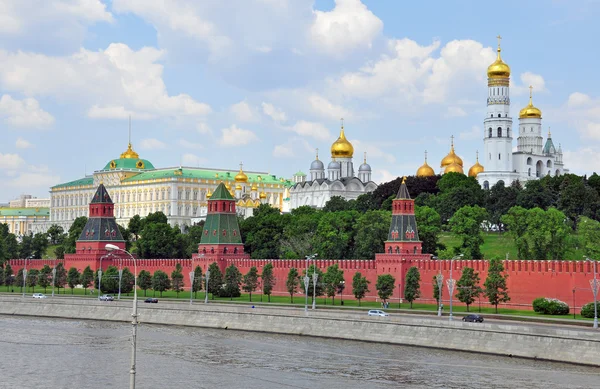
[
  {"xmin": 144, "ymin": 298, "xmax": 158, "ymax": 303},
  {"xmin": 462, "ymin": 314, "xmax": 484, "ymax": 323}
]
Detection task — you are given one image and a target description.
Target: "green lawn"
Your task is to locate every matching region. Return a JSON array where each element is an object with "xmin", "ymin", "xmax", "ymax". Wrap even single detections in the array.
[
  {"xmin": 439, "ymin": 231, "xmax": 585, "ymax": 260},
  {"xmin": 2, "ymin": 285, "xmax": 593, "ymax": 322}
]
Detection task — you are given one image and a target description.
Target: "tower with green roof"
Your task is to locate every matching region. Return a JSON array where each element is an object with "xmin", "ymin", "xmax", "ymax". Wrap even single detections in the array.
[
  {"xmin": 196, "ymin": 182, "xmax": 249, "ymax": 260},
  {"xmin": 384, "ymin": 177, "xmax": 423, "ymax": 255}
]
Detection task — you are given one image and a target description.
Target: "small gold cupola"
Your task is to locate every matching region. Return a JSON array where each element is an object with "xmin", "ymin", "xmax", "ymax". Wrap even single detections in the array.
[
  {"xmin": 487, "ymin": 35, "xmax": 511, "ymax": 79},
  {"xmin": 330, "ymin": 118, "xmax": 354, "ymax": 158},
  {"xmin": 440, "ymin": 136, "xmax": 463, "ymax": 168},
  {"xmin": 519, "ymin": 85, "xmax": 542, "ymax": 119},
  {"xmin": 234, "ymin": 162, "xmax": 249, "ymax": 183},
  {"xmin": 468, "ymin": 151, "xmax": 485, "ymax": 177},
  {"xmin": 416, "ymin": 151, "xmax": 435, "ymax": 177}
]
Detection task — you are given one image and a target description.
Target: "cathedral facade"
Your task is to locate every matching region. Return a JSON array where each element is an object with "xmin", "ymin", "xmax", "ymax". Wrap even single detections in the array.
[
  {"xmin": 416, "ymin": 37, "xmax": 568, "ymax": 187},
  {"xmin": 289, "ymin": 124, "xmax": 378, "ymax": 209}
]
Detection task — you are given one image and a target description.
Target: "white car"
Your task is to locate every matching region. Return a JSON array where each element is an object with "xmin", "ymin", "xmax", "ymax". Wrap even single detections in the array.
[
  {"xmin": 368, "ymin": 309, "xmax": 389, "ymax": 317},
  {"xmin": 32, "ymin": 293, "xmax": 47, "ymax": 299}
]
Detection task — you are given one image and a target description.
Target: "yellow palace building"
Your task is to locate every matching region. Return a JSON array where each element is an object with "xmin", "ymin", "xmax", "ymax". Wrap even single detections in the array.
[{"xmin": 32, "ymin": 141, "xmax": 292, "ymax": 233}]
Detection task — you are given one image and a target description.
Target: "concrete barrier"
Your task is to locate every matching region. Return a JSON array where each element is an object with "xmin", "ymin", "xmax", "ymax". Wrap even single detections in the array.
[{"xmin": 1, "ymin": 297, "xmax": 598, "ymax": 367}]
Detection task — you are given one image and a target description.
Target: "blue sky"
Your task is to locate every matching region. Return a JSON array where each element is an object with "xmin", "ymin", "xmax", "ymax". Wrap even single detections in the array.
[{"xmin": 1, "ymin": 0, "xmax": 600, "ymax": 201}]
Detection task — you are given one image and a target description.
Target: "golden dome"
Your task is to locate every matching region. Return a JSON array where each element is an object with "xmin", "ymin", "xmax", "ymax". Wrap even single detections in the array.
[
  {"xmin": 416, "ymin": 151, "xmax": 435, "ymax": 177},
  {"xmin": 487, "ymin": 36, "xmax": 510, "ymax": 79},
  {"xmin": 444, "ymin": 162, "xmax": 464, "ymax": 174},
  {"xmin": 120, "ymin": 143, "xmax": 140, "ymax": 159},
  {"xmin": 251, "ymin": 181, "xmax": 258, "ymax": 191},
  {"xmin": 519, "ymin": 86, "xmax": 542, "ymax": 119},
  {"xmin": 440, "ymin": 136, "xmax": 463, "ymax": 167},
  {"xmin": 331, "ymin": 121, "xmax": 354, "ymax": 158},
  {"xmin": 206, "ymin": 189, "xmax": 212, "ymax": 199},
  {"xmin": 468, "ymin": 152, "xmax": 485, "ymax": 177},
  {"xmin": 234, "ymin": 163, "xmax": 248, "ymax": 182},
  {"xmin": 225, "ymin": 182, "xmax": 232, "ymax": 190},
  {"xmin": 235, "ymin": 183, "xmax": 242, "ymax": 191},
  {"xmin": 259, "ymin": 191, "xmax": 267, "ymax": 199}
]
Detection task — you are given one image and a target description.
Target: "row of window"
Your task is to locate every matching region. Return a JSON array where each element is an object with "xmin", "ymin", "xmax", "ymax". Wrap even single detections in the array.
[{"xmin": 488, "ymin": 127, "xmax": 511, "ymax": 138}]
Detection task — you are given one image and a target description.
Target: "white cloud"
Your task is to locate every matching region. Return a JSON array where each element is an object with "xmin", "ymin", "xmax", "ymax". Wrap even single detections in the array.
[
  {"xmin": 372, "ymin": 169, "xmax": 397, "ymax": 184},
  {"xmin": 0, "ymin": 0, "xmax": 113, "ymax": 35},
  {"xmin": 87, "ymin": 105, "xmax": 154, "ymax": 120},
  {"xmin": 273, "ymin": 144, "xmax": 295, "ymax": 158},
  {"xmin": 563, "ymin": 147, "xmax": 600, "ymax": 175},
  {"xmin": 262, "ymin": 102, "xmax": 287, "ymax": 122},
  {"xmin": 182, "ymin": 153, "xmax": 206, "ymax": 166},
  {"xmin": 287, "ymin": 120, "xmax": 331, "ymax": 141},
  {"xmin": 15, "ymin": 138, "xmax": 33, "ymax": 149},
  {"xmin": 310, "ymin": 0, "xmax": 383, "ymax": 55},
  {"xmin": 139, "ymin": 138, "xmax": 167, "ymax": 150},
  {"xmin": 0, "ymin": 95, "xmax": 54, "ymax": 128},
  {"xmin": 7, "ymin": 172, "xmax": 60, "ymax": 190},
  {"xmin": 446, "ymin": 106, "xmax": 467, "ymax": 118},
  {"xmin": 0, "ymin": 44, "xmax": 212, "ymax": 119},
  {"xmin": 230, "ymin": 101, "xmax": 258, "ymax": 122},
  {"xmin": 218, "ymin": 125, "xmax": 259, "ymax": 146},
  {"xmin": 0, "ymin": 153, "xmax": 25, "ymax": 170},
  {"xmin": 272, "ymin": 137, "xmax": 313, "ymax": 158},
  {"xmin": 513, "ymin": 72, "xmax": 546, "ymax": 96},
  {"xmin": 564, "ymin": 92, "xmax": 600, "ymax": 140},
  {"xmin": 459, "ymin": 125, "xmax": 481, "ymax": 140},
  {"xmin": 351, "ymin": 139, "xmax": 396, "ymax": 164},
  {"xmin": 196, "ymin": 122, "xmax": 212, "ymax": 135},
  {"xmin": 177, "ymin": 139, "xmax": 204, "ymax": 149},
  {"xmin": 307, "ymin": 94, "xmax": 353, "ymax": 120}
]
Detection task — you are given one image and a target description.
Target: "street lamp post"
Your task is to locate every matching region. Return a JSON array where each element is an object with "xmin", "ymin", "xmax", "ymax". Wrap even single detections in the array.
[
  {"xmin": 98, "ymin": 255, "xmax": 108, "ymax": 301},
  {"xmin": 447, "ymin": 254, "xmax": 463, "ymax": 321},
  {"xmin": 304, "ymin": 254, "xmax": 317, "ymax": 312},
  {"xmin": 572, "ymin": 288, "xmax": 576, "ymax": 320},
  {"xmin": 189, "ymin": 257, "xmax": 195, "ymax": 306},
  {"xmin": 204, "ymin": 269, "xmax": 211, "ymax": 304},
  {"xmin": 118, "ymin": 258, "xmax": 123, "ymax": 300},
  {"xmin": 432, "ymin": 256, "xmax": 443, "ymax": 317},
  {"xmin": 22, "ymin": 255, "xmax": 33, "ymax": 297},
  {"xmin": 51, "ymin": 258, "xmax": 57, "ymax": 298},
  {"xmin": 585, "ymin": 257, "xmax": 598, "ymax": 329},
  {"xmin": 312, "ymin": 272, "xmax": 318, "ymax": 310},
  {"xmin": 105, "ymin": 244, "xmax": 138, "ymax": 389}
]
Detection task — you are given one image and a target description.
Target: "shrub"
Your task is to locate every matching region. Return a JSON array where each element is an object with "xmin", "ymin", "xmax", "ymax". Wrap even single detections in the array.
[
  {"xmin": 580, "ymin": 302, "xmax": 597, "ymax": 319},
  {"xmin": 532, "ymin": 297, "xmax": 569, "ymax": 315}
]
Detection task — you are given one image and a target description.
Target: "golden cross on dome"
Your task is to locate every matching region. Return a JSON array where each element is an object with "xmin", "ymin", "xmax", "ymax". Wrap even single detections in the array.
[
  {"xmin": 496, "ymin": 34, "xmax": 502, "ymax": 49},
  {"xmin": 424, "ymin": 150, "xmax": 428, "ymax": 162},
  {"xmin": 363, "ymin": 151, "xmax": 367, "ymax": 163},
  {"xmin": 316, "ymin": 148, "xmax": 319, "ymax": 160},
  {"xmin": 476, "ymin": 150, "xmax": 479, "ymax": 161},
  {"xmin": 529, "ymin": 85, "xmax": 533, "ymax": 98},
  {"xmin": 239, "ymin": 162, "xmax": 243, "ymax": 170},
  {"xmin": 340, "ymin": 117, "xmax": 344, "ymax": 128},
  {"xmin": 450, "ymin": 135, "xmax": 454, "ymax": 147}
]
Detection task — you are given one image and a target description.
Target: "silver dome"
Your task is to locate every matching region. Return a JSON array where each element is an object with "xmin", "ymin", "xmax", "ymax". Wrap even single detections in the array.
[
  {"xmin": 359, "ymin": 162, "xmax": 371, "ymax": 172},
  {"xmin": 310, "ymin": 159, "xmax": 324, "ymax": 170},
  {"xmin": 328, "ymin": 160, "xmax": 341, "ymax": 169}
]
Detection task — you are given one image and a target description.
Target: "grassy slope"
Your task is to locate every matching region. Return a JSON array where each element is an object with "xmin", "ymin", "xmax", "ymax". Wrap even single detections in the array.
[{"xmin": 439, "ymin": 232, "xmax": 584, "ymax": 260}]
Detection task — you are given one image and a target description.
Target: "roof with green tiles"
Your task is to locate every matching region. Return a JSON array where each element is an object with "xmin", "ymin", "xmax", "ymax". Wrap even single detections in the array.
[
  {"xmin": 101, "ymin": 158, "xmax": 155, "ymax": 171},
  {"xmin": 121, "ymin": 167, "xmax": 293, "ymax": 186},
  {"xmin": 52, "ymin": 176, "xmax": 94, "ymax": 189},
  {"xmin": 200, "ymin": 213, "xmax": 242, "ymax": 245},
  {"xmin": 0, "ymin": 208, "xmax": 50, "ymax": 217},
  {"xmin": 210, "ymin": 182, "xmax": 233, "ymax": 200}
]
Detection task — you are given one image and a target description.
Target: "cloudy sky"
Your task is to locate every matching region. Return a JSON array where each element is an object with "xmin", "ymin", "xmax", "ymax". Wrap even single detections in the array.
[{"xmin": 1, "ymin": 0, "xmax": 599, "ymax": 201}]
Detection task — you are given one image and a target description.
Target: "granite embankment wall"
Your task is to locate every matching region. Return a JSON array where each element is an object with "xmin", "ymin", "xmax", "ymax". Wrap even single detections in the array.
[{"xmin": 0, "ymin": 298, "xmax": 598, "ymax": 367}]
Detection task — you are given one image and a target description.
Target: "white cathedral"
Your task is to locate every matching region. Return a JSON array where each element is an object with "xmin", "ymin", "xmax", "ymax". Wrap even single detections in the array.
[
  {"xmin": 289, "ymin": 123, "xmax": 378, "ymax": 209},
  {"xmin": 476, "ymin": 36, "xmax": 568, "ymax": 189}
]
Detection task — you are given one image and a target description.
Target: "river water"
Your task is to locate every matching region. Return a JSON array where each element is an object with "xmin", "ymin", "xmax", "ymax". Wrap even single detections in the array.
[{"xmin": 0, "ymin": 316, "xmax": 598, "ymax": 389}]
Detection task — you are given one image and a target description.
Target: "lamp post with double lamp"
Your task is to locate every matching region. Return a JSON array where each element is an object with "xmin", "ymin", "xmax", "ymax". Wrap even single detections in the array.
[
  {"xmin": 98, "ymin": 254, "xmax": 109, "ymax": 301},
  {"xmin": 22, "ymin": 255, "xmax": 33, "ymax": 297},
  {"xmin": 118, "ymin": 258, "xmax": 123, "ymax": 300},
  {"xmin": 585, "ymin": 257, "xmax": 598, "ymax": 329},
  {"xmin": 105, "ymin": 244, "xmax": 138, "ymax": 389},
  {"xmin": 304, "ymin": 253, "xmax": 317, "ymax": 313},
  {"xmin": 51, "ymin": 258, "xmax": 57, "ymax": 297},
  {"xmin": 447, "ymin": 254, "xmax": 463, "ymax": 321},
  {"xmin": 204, "ymin": 269, "xmax": 211, "ymax": 304},
  {"xmin": 312, "ymin": 272, "xmax": 318, "ymax": 310},
  {"xmin": 431, "ymin": 256, "xmax": 443, "ymax": 317}
]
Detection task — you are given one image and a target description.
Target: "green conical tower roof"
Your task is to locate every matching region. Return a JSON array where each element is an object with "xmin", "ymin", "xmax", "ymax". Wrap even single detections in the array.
[{"xmin": 210, "ymin": 182, "xmax": 234, "ymax": 200}]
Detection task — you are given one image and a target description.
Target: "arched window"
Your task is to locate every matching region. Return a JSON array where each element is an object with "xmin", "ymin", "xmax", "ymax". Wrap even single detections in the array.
[
  {"xmin": 395, "ymin": 246, "xmax": 400, "ymax": 254},
  {"xmin": 498, "ymin": 153, "xmax": 501, "ymax": 160},
  {"xmin": 507, "ymin": 128, "xmax": 510, "ymax": 137},
  {"xmin": 483, "ymin": 181, "xmax": 489, "ymax": 190},
  {"xmin": 527, "ymin": 157, "xmax": 533, "ymax": 165},
  {"xmin": 388, "ymin": 247, "xmax": 392, "ymax": 253},
  {"xmin": 546, "ymin": 160, "xmax": 552, "ymax": 168},
  {"xmin": 488, "ymin": 128, "xmax": 492, "ymax": 138},
  {"xmin": 498, "ymin": 113, "xmax": 501, "ymax": 118},
  {"xmin": 497, "ymin": 127, "xmax": 502, "ymax": 137}
]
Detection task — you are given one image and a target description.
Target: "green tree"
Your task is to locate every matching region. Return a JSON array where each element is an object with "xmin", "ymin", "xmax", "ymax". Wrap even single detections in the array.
[
  {"xmin": 456, "ymin": 267, "xmax": 482, "ymax": 312},
  {"xmin": 32, "ymin": 233, "xmax": 49, "ymax": 259},
  {"xmin": 4, "ymin": 263, "xmax": 14, "ymax": 291},
  {"xmin": 128, "ymin": 215, "xmax": 143, "ymax": 240},
  {"xmin": 261, "ymin": 263, "xmax": 275, "ymax": 302},
  {"xmin": 403, "ymin": 267, "xmax": 421, "ymax": 308},
  {"xmin": 351, "ymin": 271, "xmax": 370, "ymax": 306},
  {"xmin": 242, "ymin": 266, "xmax": 259, "ymax": 301},
  {"xmin": 433, "ymin": 275, "xmax": 441, "ymax": 305},
  {"xmin": 80, "ymin": 266, "xmax": 94, "ymax": 295},
  {"xmin": 0, "ymin": 224, "xmax": 19, "ymax": 263},
  {"xmin": 448, "ymin": 205, "xmax": 488, "ymax": 259},
  {"xmin": 63, "ymin": 216, "xmax": 88, "ymax": 254},
  {"xmin": 240, "ymin": 204, "xmax": 287, "ymax": 259},
  {"xmin": 18, "ymin": 233, "xmax": 34, "ymax": 259},
  {"xmin": 353, "ymin": 210, "xmax": 391, "ymax": 259},
  {"xmin": 484, "ymin": 257, "xmax": 510, "ymax": 313},
  {"xmin": 301, "ymin": 264, "xmax": 325, "ymax": 303},
  {"xmin": 223, "ymin": 265, "xmax": 242, "ymax": 299},
  {"xmin": 322, "ymin": 196, "xmax": 351, "ymax": 212},
  {"xmin": 286, "ymin": 267, "xmax": 299, "ymax": 303},
  {"xmin": 558, "ymin": 175, "xmax": 600, "ymax": 227},
  {"xmin": 279, "ymin": 207, "xmax": 320, "ymax": 259},
  {"xmin": 0, "ymin": 266, "xmax": 3, "ymax": 289},
  {"xmin": 323, "ymin": 264, "xmax": 344, "ymax": 305},
  {"xmin": 192, "ymin": 265, "xmax": 203, "ymax": 299},
  {"xmin": 501, "ymin": 206, "xmax": 531, "ymax": 259},
  {"xmin": 138, "ymin": 223, "xmax": 178, "ymax": 259},
  {"xmin": 55, "ymin": 246, "xmax": 65, "ymax": 260},
  {"xmin": 429, "ymin": 173, "xmax": 485, "ymax": 223},
  {"xmin": 353, "ymin": 193, "xmax": 378, "ymax": 212},
  {"xmin": 26, "ymin": 268, "xmax": 39, "ymax": 291},
  {"xmin": 484, "ymin": 181, "xmax": 521, "ymax": 229},
  {"xmin": 171, "ymin": 263, "xmax": 184, "ymax": 297},
  {"xmin": 120, "ymin": 268, "xmax": 135, "ymax": 295},
  {"xmin": 516, "ymin": 179, "xmax": 555, "ymax": 210},
  {"xmin": 16, "ymin": 268, "xmax": 24, "ymax": 292},
  {"xmin": 313, "ymin": 211, "xmax": 359, "ymax": 259},
  {"xmin": 375, "ymin": 274, "xmax": 396, "ymax": 305},
  {"xmin": 138, "ymin": 270, "xmax": 152, "ymax": 297},
  {"xmin": 37, "ymin": 265, "xmax": 52, "ymax": 293},
  {"xmin": 143, "ymin": 211, "xmax": 168, "ymax": 226},
  {"xmin": 415, "ymin": 206, "xmax": 442, "ymax": 255},
  {"xmin": 184, "ymin": 224, "xmax": 205, "ymax": 258},
  {"xmin": 207, "ymin": 262, "xmax": 223, "ymax": 299},
  {"xmin": 55, "ymin": 263, "xmax": 67, "ymax": 294},
  {"xmin": 47, "ymin": 225, "xmax": 65, "ymax": 245},
  {"xmin": 100, "ymin": 266, "xmax": 120, "ymax": 294},
  {"xmin": 579, "ymin": 216, "xmax": 600, "ymax": 258},
  {"xmin": 67, "ymin": 267, "xmax": 81, "ymax": 294},
  {"xmin": 152, "ymin": 270, "xmax": 171, "ymax": 297}
]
